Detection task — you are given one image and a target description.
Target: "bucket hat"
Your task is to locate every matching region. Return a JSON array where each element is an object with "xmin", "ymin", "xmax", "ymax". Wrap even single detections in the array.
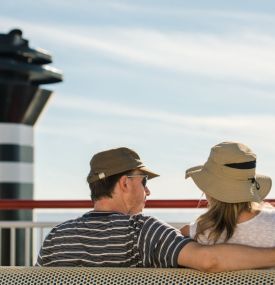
[
  {"xmin": 185, "ymin": 142, "xmax": 272, "ymax": 203},
  {"xmin": 88, "ymin": 147, "xmax": 159, "ymax": 183}
]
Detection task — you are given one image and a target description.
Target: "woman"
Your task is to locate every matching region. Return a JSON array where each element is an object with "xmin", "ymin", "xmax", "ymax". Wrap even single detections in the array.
[{"xmin": 181, "ymin": 141, "xmax": 275, "ymax": 247}]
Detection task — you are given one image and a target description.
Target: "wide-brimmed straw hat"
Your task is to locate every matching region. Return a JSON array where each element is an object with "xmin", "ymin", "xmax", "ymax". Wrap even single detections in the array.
[{"xmin": 185, "ymin": 142, "xmax": 272, "ymax": 203}]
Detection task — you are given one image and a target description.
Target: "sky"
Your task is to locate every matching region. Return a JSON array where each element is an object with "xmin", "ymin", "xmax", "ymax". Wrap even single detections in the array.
[{"xmin": 1, "ymin": 0, "xmax": 275, "ymax": 201}]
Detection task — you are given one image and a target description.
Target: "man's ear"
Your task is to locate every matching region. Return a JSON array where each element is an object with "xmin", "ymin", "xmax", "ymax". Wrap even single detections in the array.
[{"xmin": 118, "ymin": 175, "xmax": 128, "ymax": 192}]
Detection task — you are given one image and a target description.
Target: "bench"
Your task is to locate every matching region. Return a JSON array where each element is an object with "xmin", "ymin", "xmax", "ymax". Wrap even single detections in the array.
[{"xmin": 0, "ymin": 267, "xmax": 275, "ymax": 284}]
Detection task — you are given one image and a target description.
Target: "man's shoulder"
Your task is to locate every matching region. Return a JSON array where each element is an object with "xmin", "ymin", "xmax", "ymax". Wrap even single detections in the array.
[
  {"xmin": 46, "ymin": 211, "xmax": 133, "ymax": 237},
  {"xmin": 54, "ymin": 211, "xmax": 133, "ymax": 227},
  {"xmin": 130, "ymin": 213, "xmax": 173, "ymax": 229},
  {"xmin": 51, "ymin": 212, "xmax": 169, "ymax": 233}
]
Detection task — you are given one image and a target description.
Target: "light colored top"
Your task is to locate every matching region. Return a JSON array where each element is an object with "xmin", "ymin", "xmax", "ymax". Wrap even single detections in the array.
[
  {"xmin": 189, "ymin": 207, "xmax": 275, "ymax": 247},
  {"xmin": 36, "ymin": 211, "xmax": 192, "ymax": 267}
]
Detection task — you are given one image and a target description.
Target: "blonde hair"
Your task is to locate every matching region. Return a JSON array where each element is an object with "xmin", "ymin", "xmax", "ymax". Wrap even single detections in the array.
[{"xmin": 195, "ymin": 197, "xmax": 254, "ymax": 243}]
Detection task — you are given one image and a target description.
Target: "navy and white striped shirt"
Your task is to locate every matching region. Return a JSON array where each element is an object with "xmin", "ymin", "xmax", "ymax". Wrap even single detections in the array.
[{"xmin": 36, "ymin": 211, "xmax": 192, "ymax": 267}]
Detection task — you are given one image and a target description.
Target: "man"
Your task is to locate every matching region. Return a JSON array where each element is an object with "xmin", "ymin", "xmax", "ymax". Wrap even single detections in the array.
[{"xmin": 36, "ymin": 147, "xmax": 275, "ymax": 272}]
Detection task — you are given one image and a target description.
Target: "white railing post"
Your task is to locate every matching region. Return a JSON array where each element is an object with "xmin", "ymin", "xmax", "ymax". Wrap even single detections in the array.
[
  {"xmin": 39, "ymin": 227, "xmax": 44, "ymax": 247},
  {"xmin": 25, "ymin": 227, "xmax": 31, "ymax": 266},
  {"xmin": 10, "ymin": 228, "xmax": 16, "ymax": 266}
]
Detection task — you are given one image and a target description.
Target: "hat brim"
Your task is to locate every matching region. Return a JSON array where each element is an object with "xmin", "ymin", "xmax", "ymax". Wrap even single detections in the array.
[
  {"xmin": 138, "ymin": 166, "xmax": 159, "ymax": 179},
  {"xmin": 186, "ymin": 165, "xmax": 272, "ymax": 203}
]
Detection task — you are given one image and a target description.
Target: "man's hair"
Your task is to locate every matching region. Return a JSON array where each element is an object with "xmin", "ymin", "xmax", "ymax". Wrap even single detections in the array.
[
  {"xmin": 195, "ymin": 197, "xmax": 255, "ymax": 243},
  {"xmin": 87, "ymin": 170, "xmax": 131, "ymax": 201}
]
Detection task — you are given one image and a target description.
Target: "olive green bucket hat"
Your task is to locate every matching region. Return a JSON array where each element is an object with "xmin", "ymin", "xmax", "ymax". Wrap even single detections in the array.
[
  {"xmin": 88, "ymin": 147, "xmax": 159, "ymax": 183},
  {"xmin": 185, "ymin": 142, "xmax": 272, "ymax": 203}
]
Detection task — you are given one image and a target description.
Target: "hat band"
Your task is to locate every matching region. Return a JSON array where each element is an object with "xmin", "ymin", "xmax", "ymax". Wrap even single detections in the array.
[
  {"xmin": 204, "ymin": 158, "xmax": 256, "ymax": 180},
  {"xmin": 225, "ymin": 160, "xmax": 256, "ymax": 169}
]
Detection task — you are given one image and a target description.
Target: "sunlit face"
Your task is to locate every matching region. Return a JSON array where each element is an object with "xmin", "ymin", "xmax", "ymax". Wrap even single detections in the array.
[{"xmin": 125, "ymin": 170, "xmax": 150, "ymax": 215}]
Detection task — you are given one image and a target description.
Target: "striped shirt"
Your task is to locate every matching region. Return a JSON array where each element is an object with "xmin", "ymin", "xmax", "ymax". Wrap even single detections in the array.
[{"xmin": 36, "ymin": 211, "xmax": 192, "ymax": 267}]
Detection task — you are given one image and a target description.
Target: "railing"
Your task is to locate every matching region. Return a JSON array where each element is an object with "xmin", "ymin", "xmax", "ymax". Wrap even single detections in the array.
[
  {"xmin": 0, "ymin": 221, "xmax": 57, "ymax": 266},
  {"xmin": 1, "ymin": 199, "xmax": 275, "ymax": 266},
  {"xmin": 1, "ymin": 199, "xmax": 274, "ymax": 209},
  {"xmin": 0, "ymin": 199, "xmax": 210, "ymax": 209}
]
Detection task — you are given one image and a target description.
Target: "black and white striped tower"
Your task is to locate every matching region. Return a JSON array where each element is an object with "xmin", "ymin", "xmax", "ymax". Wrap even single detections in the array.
[{"xmin": 0, "ymin": 29, "xmax": 63, "ymax": 265}]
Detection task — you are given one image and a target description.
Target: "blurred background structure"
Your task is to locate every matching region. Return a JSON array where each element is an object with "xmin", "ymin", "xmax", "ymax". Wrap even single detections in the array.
[{"xmin": 0, "ymin": 29, "xmax": 62, "ymax": 265}]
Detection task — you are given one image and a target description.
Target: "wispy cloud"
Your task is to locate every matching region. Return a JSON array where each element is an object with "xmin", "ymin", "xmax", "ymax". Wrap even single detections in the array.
[
  {"xmin": 48, "ymin": 95, "xmax": 275, "ymax": 139},
  {"xmin": 100, "ymin": 1, "xmax": 275, "ymax": 22},
  {"xmin": 41, "ymin": 0, "xmax": 275, "ymax": 23},
  {"xmin": 1, "ymin": 16, "xmax": 275, "ymax": 83}
]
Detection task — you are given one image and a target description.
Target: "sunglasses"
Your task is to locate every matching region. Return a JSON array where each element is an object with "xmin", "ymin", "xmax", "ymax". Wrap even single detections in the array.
[{"xmin": 126, "ymin": 174, "xmax": 148, "ymax": 187}]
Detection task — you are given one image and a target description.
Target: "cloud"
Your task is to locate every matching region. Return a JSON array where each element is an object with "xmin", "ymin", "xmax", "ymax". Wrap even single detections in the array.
[
  {"xmin": 46, "ymin": 0, "xmax": 275, "ymax": 23},
  {"xmin": 1, "ymin": 16, "xmax": 275, "ymax": 84},
  {"xmin": 42, "ymin": 95, "xmax": 275, "ymax": 145},
  {"xmin": 110, "ymin": 2, "xmax": 275, "ymax": 24}
]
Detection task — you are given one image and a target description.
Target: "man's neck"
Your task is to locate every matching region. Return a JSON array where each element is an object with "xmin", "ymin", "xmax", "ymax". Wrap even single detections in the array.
[{"xmin": 93, "ymin": 199, "xmax": 127, "ymax": 214}]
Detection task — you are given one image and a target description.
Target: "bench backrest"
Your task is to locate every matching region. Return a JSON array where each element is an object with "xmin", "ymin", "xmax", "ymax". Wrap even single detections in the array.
[{"xmin": 0, "ymin": 267, "xmax": 275, "ymax": 284}]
